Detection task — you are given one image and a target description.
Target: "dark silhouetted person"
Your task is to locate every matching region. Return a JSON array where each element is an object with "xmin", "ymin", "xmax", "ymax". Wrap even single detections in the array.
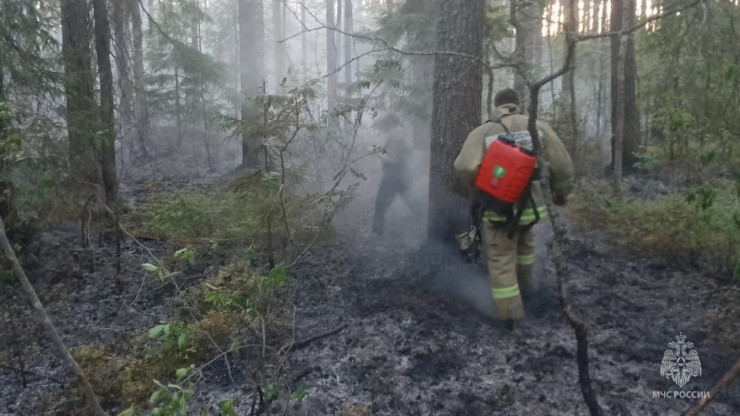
[{"xmin": 372, "ymin": 114, "xmax": 417, "ymax": 235}]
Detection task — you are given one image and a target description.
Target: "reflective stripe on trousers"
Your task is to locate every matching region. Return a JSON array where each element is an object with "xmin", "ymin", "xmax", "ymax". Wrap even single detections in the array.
[
  {"xmin": 492, "ymin": 284, "xmax": 521, "ymax": 299},
  {"xmin": 517, "ymin": 253, "xmax": 535, "ymax": 265}
]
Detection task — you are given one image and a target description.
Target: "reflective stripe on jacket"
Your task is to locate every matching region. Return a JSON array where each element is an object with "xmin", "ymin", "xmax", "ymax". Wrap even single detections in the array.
[{"xmin": 453, "ymin": 103, "xmax": 575, "ymax": 225}]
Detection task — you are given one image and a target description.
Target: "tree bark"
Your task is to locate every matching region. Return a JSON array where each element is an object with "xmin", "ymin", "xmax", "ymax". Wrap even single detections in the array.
[
  {"xmin": 130, "ymin": 0, "xmax": 150, "ymax": 157},
  {"xmin": 301, "ymin": 0, "xmax": 307, "ymax": 76},
  {"xmin": 111, "ymin": 0, "xmax": 133, "ymax": 145},
  {"xmin": 428, "ymin": 0, "xmax": 485, "ymax": 241},
  {"xmin": 240, "ymin": 0, "xmax": 264, "ymax": 168},
  {"xmin": 512, "ymin": 0, "xmax": 539, "ymax": 109},
  {"xmin": 0, "ymin": 217, "xmax": 108, "ymax": 416},
  {"xmin": 93, "ymin": 0, "xmax": 119, "ymax": 204},
  {"xmin": 562, "ymin": 0, "xmax": 579, "ymax": 159},
  {"xmin": 0, "ymin": 45, "xmax": 5, "ymax": 137},
  {"xmin": 343, "ymin": 0, "xmax": 353, "ymax": 90},
  {"xmin": 612, "ymin": 0, "xmax": 629, "ymax": 193},
  {"xmin": 61, "ymin": 0, "xmax": 99, "ymax": 184},
  {"xmin": 623, "ymin": 0, "xmax": 639, "ymax": 169},
  {"xmin": 610, "ymin": 0, "xmax": 638, "ymax": 175},
  {"xmin": 273, "ymin": 0, "xmax": 285, "ymax": 86},
  {"xmin": 326, "ymin": 0, "xmax": 337, "ymax": 115},
  {"xmin": 174, "ymin": 65, "xmax": 182, "ymax": 145}
]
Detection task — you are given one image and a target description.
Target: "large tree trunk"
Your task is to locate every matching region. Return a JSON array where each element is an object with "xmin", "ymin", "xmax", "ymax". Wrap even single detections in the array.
[
  {"xmin": 428, "ymin": 0, "xmax": 485, "ymax": 241},
  {"xmin": 61, "ymin": 0, "xmax": 99, "ymax": 184},
  {"xmin": 130, "ymin": 0, "xmax": 150, "ymax": 157},
  {"xmin": 612, "ymin": 0, "xmax": 631, "ymax": 193},
  {"xmin": 93, "ymin": 0, "xmax": 118, "ymax": 204},
  {"xmin": 240, "ymin": 0, "xmax": 264, "ymax": 168},
  {"xmin": 326, "ymin": 0, "xmax": 337, "ymax": 115},
  {"xmin": 610, "ymin": 0, "xmax": 639, "ymax": 174},
  {"xmin": 623, "ymin": 0, "xmax": 639, "ymax": 170}
]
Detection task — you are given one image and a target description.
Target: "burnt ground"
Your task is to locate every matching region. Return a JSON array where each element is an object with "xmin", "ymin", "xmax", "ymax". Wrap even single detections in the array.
[
  {"xmin": 1, "ymin": 165, "xmax": 739, "ymax": 416},
  {"xmin": 268, "ymin": 221, "xmax": 740, "ymax": 416}
]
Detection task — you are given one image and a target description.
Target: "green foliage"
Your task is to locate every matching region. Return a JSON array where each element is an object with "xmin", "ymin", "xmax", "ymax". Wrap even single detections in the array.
[
  {"xmin": 638, "ymin": 2, "xmax": 740, "ymax": 179},
  {"xmin": 130, "ymin": 173, "xmax": 333, "ymax": 260},
  {"xmin": 197, "ymin": 263, "xmax": 287, "ymax": 322},
  {"xmin": 290, "ymin": 388, "xmax": 307, "ymax": 402},
  {"xmin": 265, "ymin": 383, "xmax": 280, "ymax": 401},
  {"xmin": 148, "ymin": 322, "xmax": 192, "ymax": 355},
  {"xmin": 219, "ymin": 399, "xmax": 237, "ymax": 416},
  {"xmin": 216, "ymin": 77, "xmax": 322, "ymax": 141},
  {"xmin": 0, "ymin": 0, "xmax": 60, "ymax": 94},
  {"xmin": 571, "ymin": 183, "xmax": 740, "ymax": 276}
]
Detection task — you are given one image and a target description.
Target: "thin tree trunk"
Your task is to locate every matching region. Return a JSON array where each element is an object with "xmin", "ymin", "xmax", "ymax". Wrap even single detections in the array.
[
  {"xmin": 326, "ymin": 0, "xmax": 337, "ymax": 115},
  {"xmin": 336, "ymin": 0, "xmax": 343, "ymax": 72},
  {"xmin": 592, "ymin": 0, "xmax": 600, "ymax": 33},
  {"xmin": 111, "ymin": 0, "xmax": 133, "ymax": 146},
  {"xmin": 428, "ymin": 0, "xmax": 485, "ymax": 241},
  {"xmin": 273, "ymin": 0, "xmax": 284, "ymax": 85},
  {"xmin": 562, "ymin": 0, "xmax": 579, "ymax": 159},
  {"xmin": 174, "ymin": 65, "xmax": 182, "ymax": 146},
  {"xmin": 94, "ymin": 0, "xmax": 119, "ymax": 204},
  {"xmin": 130, "ymin": 0, "xmax": 150, "ymax": 157},
  {"xmin": 0, "ymin": 46, "xmax": 5, "ymax": 138},
  {"xmin": 527, "ymin": 50, "xmax": 605, "ymax": 416},
  {"xmin": 343, "ymin": 0, "xmax": 353, "ymax": 90},
  {"xmin": 233, "ymin": 0, "xmax": 239, "ymax": 118},
  {"xmin": 194, "ymin": 19, "xmax": 213, "ymax": 171},
  {"xmin": 301, "ymin": 0, "xmax": 307, "ymax": 76},
  {"xmin": 512, "ymin": 0, "xmax": 538, "ymax": 108},
  {"xmin": 0, "ymin": 217, "xmax": 108, "ymax": 416},
  {"xmin": 613, "ymin": 0, "xmax": 628, "ymax": 193}
]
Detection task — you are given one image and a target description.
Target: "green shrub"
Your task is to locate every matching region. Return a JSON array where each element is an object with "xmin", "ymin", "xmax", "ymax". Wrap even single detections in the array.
[
  {"xmin": 127, "ymin": 172, "xmax": 335, "ymax": 261},
  {"xmin": 571, "ymin": 183, "xmax": 740, "ymax": 277}
]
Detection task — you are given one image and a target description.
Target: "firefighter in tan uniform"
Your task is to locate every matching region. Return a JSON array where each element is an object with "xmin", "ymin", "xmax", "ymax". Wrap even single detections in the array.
[{"xmin": 454, "ymin": 89, "xmax": 574, "ymax": 321}]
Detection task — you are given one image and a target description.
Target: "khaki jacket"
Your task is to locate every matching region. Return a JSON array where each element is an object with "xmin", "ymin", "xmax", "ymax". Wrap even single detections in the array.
[{"xmin": 453, "ymin": 104, "xmax": 574, "ymax": 223}]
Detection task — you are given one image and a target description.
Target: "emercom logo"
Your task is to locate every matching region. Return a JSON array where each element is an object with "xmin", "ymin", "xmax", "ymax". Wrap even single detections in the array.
[
  {"xmin": 652, "ymin": 333, "xmax": 710, "ymax": 399},
  {"xmin": 660, "ymin": 333, "xmax": 701, "ymax": 387}
]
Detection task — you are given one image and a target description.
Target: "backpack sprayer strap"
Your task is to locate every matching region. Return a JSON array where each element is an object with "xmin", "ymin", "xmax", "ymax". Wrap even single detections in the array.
[
  {"xmin": 484, "ymin": 118, "xmax": 541, "ymax": 238},
  {"xmin": 486, "ymin": 117, "xmax": 512, "ymax": 137}
]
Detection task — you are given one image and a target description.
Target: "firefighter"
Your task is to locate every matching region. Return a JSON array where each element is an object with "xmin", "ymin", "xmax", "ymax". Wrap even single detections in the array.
[
  {"xmin": 453, "ymin": 88, "xmax": 574, "ymax": 321},
  {"xmin": 371, "ymin": 113, "xmax": 417, "ymax": 235}
]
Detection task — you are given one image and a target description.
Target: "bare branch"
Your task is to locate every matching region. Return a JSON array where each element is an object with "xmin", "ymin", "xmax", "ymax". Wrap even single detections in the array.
[
  {"xmin": 0, "ymin": 217, "xmax": 108, "ymax": 416},
  {"xmin": 684, "ymin": 357, "xmax": 740, "ymax": 416}
]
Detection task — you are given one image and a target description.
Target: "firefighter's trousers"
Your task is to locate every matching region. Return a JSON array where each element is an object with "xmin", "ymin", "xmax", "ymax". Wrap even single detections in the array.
[
  {"xmin": 372, "ymin": 171, "xmax": 415, "ymax": 235},
  {"xmin": 481, "ymin": 221, "xmax": 535, "ymax": 320}
]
